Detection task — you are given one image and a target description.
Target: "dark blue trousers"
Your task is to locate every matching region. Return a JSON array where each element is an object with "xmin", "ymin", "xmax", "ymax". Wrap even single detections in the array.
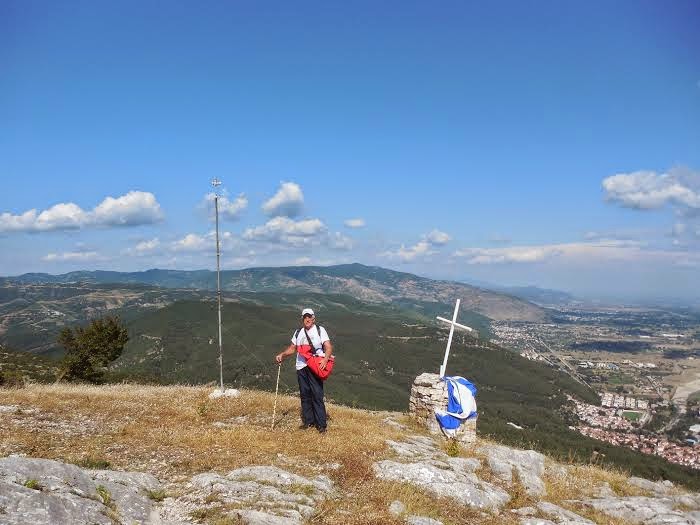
[{"xmin": 297, "ymin": 366, "xmax": 327, "ymax": 429}]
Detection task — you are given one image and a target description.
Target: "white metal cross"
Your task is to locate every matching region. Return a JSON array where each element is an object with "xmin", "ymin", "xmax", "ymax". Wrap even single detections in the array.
[{"xmin": 437, "ymin": 299, "xmax": 474, "ymax": 377}]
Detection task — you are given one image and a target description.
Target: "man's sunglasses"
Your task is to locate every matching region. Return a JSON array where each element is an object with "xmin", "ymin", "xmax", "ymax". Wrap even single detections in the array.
[{"xmin": 302, "ymin": 314, "xmax": 314, "ymax": 319}]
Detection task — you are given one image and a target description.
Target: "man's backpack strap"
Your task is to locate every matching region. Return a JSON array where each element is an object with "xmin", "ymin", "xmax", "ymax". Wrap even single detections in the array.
[{"xmin": 297, "ymin": 325, "xmax": 323, "ymax": 349}]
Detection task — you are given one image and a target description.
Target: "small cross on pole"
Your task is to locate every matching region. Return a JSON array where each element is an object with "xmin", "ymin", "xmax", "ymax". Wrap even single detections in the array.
[{"xmin": 437, "ymin": 299, "xmax": 474, "ymax": 377}]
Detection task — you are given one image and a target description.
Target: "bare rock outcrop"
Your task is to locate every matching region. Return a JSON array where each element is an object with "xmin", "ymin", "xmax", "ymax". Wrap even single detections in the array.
[
  {"xmin": 0, "ymin": 456, "xmax": 162, "ymax": 525},
  {"xmin": 160, "ymin": 465, "xmax": 333, "ymax": 525},
  {"xmin": 374, "ymin": 435, "xmax": 511, "ymax": 511}
]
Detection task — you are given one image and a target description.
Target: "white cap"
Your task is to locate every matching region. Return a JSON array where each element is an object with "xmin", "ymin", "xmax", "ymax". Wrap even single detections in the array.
[{"xmin": 301, "ymin": 308, "xmax": 315, "ymax": 317}]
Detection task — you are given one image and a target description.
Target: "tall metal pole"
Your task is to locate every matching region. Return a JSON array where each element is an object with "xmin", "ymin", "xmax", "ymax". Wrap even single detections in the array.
[{"xmin": 213, "ymin": 180, "xmax": 224, "ymax": 391}]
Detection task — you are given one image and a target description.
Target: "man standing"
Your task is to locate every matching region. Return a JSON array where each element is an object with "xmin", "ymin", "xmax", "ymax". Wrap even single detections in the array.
[{"xmin": 275, "ymin": 308, "xmax": 333, "ymax": 433}]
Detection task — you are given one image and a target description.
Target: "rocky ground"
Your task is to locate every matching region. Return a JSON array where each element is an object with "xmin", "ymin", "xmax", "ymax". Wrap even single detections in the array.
[
  {"xmin": 1, "ymin": 385, "xmax": 700, "ymax": 524},
  {"xmin": 2, "ymin": 431, "xmax": 700, "ymax": 524}
]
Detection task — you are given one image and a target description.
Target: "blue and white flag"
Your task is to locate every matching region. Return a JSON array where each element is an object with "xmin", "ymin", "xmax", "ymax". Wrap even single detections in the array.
[{"xmin": 434, "ymin": 376, "xmax": 477, "ymax": 436}]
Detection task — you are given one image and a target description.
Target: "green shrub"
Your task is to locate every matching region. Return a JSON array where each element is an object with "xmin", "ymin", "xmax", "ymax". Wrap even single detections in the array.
[
  {"xmin": 146, "ymin": 488, "xmax": 167, "ymax": 502},
  {"xmin": 96, "ymin": 485, "xmax": 115, "ymax": 510},
  {"xmin": 74, "ymin": 457, "xmax": 111, "ymax": 470},
  {"xmin": 23, "ymin": 479, "xmax": 42, "ymax": 490}
]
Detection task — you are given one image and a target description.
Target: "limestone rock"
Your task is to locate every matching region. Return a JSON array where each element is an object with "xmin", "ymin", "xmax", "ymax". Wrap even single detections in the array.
[
  {"xmin": 628, "ymin": 476, "xmax": 674, "ymax": 495},
  {"xmin": 536, "ymin": 501, "xmax": 595, "ymax": 525},
  {"xmin": 167, "ymin": 465, "xmax": 333, "ymax": 525},
  {"xmin": 208, "ymin": 388, "xmax": 241, "ymax": 399},
  {"xmin": 476, "ymin": 443, "xmax": 546, "ymax": 497},
  {"xmin": 389, "ymin": 499, "xmax": 406, "ymax": 516},
  {"xmin": 577, "ymin": 495, "xmax": 700, "ymax": 524},
  {"xmin": 386, "ymin": 436, "xmax": 441, "ymax": 459},
  {"xmin": 407, "ymin": 516, "xmax": 444, "ymax": 525},
  {"xmin": 0, "ymin": 456, "xmax": 163, "ymax": 525},
  {"xmin": 511, "ymin": 506, "xmax": 537, "ymax": 516},
  {"xmin": 373, "ymin": 459, "xmax": 510, "ymax": 510}
]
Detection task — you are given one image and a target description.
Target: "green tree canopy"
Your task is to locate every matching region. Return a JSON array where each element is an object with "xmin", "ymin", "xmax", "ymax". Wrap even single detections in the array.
[{"xmin": 58, "ymin": 316, "xmax": 129, "ymax": 383}]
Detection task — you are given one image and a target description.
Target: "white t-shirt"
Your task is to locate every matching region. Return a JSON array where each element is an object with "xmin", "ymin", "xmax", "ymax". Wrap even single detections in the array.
[{"xmin": 292, "ymin": 324, "xmax": 330, "ymax": 371}]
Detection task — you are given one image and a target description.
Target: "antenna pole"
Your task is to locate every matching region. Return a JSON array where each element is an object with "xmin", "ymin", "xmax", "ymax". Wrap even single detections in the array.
[{"xmin": 212, "ymin": 179, "xmax": 224, "ymax": 391}]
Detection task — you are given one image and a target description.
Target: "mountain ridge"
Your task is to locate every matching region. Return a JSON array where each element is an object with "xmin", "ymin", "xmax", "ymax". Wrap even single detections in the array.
[{"xmin": 1, "ymin": 263, "xmax": 546, "ymax": 322}]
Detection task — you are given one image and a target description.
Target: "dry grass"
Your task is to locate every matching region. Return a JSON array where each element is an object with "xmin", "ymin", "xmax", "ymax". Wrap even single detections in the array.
[
  {"xmin": 0, "ymin": 384, "xmax": 675, "ymax": 525},
  {"xmin": 543, "ymin": 462, "xmax": 644, "ymax": 525},
  {"xmin": 0, "ymin": 383, "xmax": 402, "ymax": 481}
]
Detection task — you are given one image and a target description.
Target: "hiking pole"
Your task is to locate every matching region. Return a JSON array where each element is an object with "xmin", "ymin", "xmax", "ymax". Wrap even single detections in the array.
[{"xmin": 271, "ymin": 362, "xmax": 282, "ymax": 430}]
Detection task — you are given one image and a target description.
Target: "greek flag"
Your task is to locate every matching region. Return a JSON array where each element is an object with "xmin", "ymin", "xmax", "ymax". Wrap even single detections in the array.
[{"xmin": 434, "ymin": 376, "xmax": 477, "ymax": 437}]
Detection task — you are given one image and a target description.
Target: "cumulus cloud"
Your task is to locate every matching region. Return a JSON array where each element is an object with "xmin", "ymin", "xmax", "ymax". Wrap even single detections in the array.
[
  {"xmin": 344, "ymin": 218, "xmax": 365, "ymax": 228},
  {"xmin": 454, "ymin": 239, "xmax": 644, "ymax": 265},
  {"xmin": 426, "ymin": 229, "xmax": 451, "ymax": 245},
  {"xmin": 169, "ymin": 231, "xmax": 235, "ymax": 253},
  {"xmin": 42, "ymin": 251, "xmax": 104, "ymax": 262},
  {"xmin": 92, "ymin": 191, "xmax": 164, "ymax": 226},
  {"xmin": 381, "ymin": 240, "xmax": 435, "ymax": 262},
  {"xmin": 380, "ymin": 230, "xmax": 451, "ymax": 262},
  {"xmin": 171, "ymin": 233, "xmax": 209, "ymax": 253},
  {"xmin": 0, "ymin": 191, "xmax": 164, "ymax": 233},
  {"xmin": 124, "ymin": 238, "xmax": 161, "ymax": 255},
  {"xmin": 262, "ymin": 182, "xmax": 304, "ymax": 218},
  {"xmin": 602, "ymin": 168, "xmax": 700, "ymax": 212},
  {"xmin": 455, "ymin": 245, "xmax": 562, "ymax": 264},
  {"xmin": 203, "ymin": 192, "xmax": 248, "ymax": 221},
  {"xmin": 243, "ymin": 217, "xmax": 326, "ymax": 247}
]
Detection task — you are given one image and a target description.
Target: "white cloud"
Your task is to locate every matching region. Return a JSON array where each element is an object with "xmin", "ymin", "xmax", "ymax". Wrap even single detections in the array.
[
  {"xmin": 426, "ymin": 229, "xmax": 451, "ymax": 245},
  {"xmin": 380, "ymin": 228, "xmax": 455, "ymax": 262},
  {"xmin": 42, "ymin": 251, "xmax": 104, "ymax": 262},
  {"xmin": 137, "ymin": 238, "xmax": 160, "ymax": 252},
  {"xmin": 344, "ymin": 218, "xmax": 366, "ymax": 228},
  {"xmin": 91, "ymin": 191, "xmax": 164, "ymax": 226},
  {"xmin": 262, "ymin": 182, "xmax": 304, "ymax": 218},
  {"xmin": 243, "ymin": 217, "xmax": 326, "ymax": 247},
  {"xmin": 203, "ymin": 192, "xmax": 248, "ymax": 221},
  {"xmin": 381, "ymin": 240, "xmax": 435, "ymax": 262},
  {"xmin": 171, "ymin": 233, "xmax": 210, "ymax": 253},
  {"xmin": 380, "ymin": 230, "xmax": 452, "ymax": 262},
  {"xmin": 169, "ymin": 230, "xmax": 237, "ymax": 253},
  {"xmin": 0, "ymin": 191, "xmax": 164, "ymax": 233},
  {"xmin": 125, "ymin": 238, "xmax": 161, "ymax": 255},
  {"xmin": 602, "ymin": 168, "xmax": 700, "ymax": 211},
  {"xmin": 454, "ymin": 239, "xmax": 645, "ymax": 265},
  {"xmin": 455, "ymin": 246, "xmax": 561, "ymax": 264},
  {"xmin": 295, "ymin": 257, "xmax": 312, "ymax": 265}
]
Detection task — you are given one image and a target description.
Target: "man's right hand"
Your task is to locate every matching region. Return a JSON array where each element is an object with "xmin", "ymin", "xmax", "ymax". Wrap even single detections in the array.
[{"xmin": 275, "ymin": 353, "xmax": 283, "ymax": 364}]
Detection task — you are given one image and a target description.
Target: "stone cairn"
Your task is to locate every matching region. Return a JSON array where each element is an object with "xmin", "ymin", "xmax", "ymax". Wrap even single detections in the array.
[{"xmin": 409, "ymin": 372, "xmax": 477, "ymax": 443}]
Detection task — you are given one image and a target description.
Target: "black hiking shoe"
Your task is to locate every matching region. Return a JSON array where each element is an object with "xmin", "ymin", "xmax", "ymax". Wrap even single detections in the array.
[{"xmin": 298, "ymin": 424, "xmax": 315, "ymax": 430}]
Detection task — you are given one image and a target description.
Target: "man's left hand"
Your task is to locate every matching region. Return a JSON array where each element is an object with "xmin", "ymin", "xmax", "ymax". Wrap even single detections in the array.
[{"xmin": 319, "ymin": 357, "xmax": 329, "ymax": 370}]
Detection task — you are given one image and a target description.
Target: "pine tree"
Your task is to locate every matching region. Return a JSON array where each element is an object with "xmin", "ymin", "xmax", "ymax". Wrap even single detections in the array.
[{"xmin": 57, "ymin": 316, "xmax": 129, "ymax": 383}]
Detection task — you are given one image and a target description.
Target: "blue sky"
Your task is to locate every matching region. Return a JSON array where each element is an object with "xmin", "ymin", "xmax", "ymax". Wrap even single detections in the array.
[{"xmin": 1, "ymin": 1, "xmax": 699, "ymax": 302}]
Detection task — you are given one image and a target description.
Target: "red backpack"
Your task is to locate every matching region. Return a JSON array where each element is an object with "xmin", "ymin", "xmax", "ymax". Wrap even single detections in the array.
[{"xmin": 294, "ymin": 325, "xmax": 335, "ymax": 380}]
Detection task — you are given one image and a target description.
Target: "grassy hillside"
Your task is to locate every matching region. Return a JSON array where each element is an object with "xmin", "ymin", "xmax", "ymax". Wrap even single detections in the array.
[
  {"xmin": 0, "ymin": 346, "xmax": 58, "ymax": 385},
  {"xmin": 0, "ymin": 282, "xmax": 492, "ymax": 357},
  {"xmin": 111, "ymin": 299, "xmax": 700, "ymax": 490}
]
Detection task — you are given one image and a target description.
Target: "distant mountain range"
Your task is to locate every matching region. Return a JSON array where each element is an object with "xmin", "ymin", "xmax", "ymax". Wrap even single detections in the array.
[
  {"xmin": 1, "ymin": 263, "xmax": 546, "ymax": 322},
  {"xmin": 494, "ymin": 285, "xmax": 575, "ymax": 306}
]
